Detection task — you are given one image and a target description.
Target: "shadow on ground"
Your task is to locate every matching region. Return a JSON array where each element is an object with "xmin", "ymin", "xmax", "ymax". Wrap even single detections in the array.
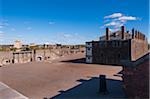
[
  {"xmin": 61, "ymin": 58, "xmax": 86, "ymax": 64},
  {"xmin": 113, "ymin": 70, "xmax": 123, "ymax": 77},
  {"xmin": 61, "ymin": 58, "xmax": 123, "ymax": 66},
  {"xmin": 45, "ymin": 76, "xmax": 127, "ymax": 99}
]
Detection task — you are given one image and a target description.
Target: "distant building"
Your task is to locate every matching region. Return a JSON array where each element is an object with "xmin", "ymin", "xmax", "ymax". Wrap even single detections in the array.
[
  {"xmin": 86, "ymin": 26, "xmax": 148, "ymax": 65},
  {"xmin": 14, "ymin": 40, "xmax": 22, "ymax": 49},
  {"xmin": 29, "ymin": 43, "xmax": 36, "ymax": 47}
]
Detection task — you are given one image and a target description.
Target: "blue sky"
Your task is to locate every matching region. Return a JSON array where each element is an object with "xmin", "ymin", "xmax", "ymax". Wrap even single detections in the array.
[{"xmin": 0, "ymin": 0, "xmax": 149, "ymax": 44}]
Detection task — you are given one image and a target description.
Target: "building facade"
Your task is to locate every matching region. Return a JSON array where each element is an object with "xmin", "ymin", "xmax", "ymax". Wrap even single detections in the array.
[
  {"xmin": 86, "ymin": 26, "xmax": 148, "ymax": 65},
  {"xmin": 14, "ymin": 40, "xmax": 22, "ymax": 49}
]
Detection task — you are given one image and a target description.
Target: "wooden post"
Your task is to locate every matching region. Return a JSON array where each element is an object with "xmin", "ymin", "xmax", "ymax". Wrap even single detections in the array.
[
  {"xmin": 12, "ymin": 53, "xmax": 15, "ymax": 63},
  {"xmin": 99, "ymin": 75, "xmax": 108, "ymax": 94},
  {"xmin": 30, "ymin": 52, "xmax": 32, "ymax": 62},
  {"xmin": 33, "ymin": 50, "xmax": 36, "ymax": 61},
  {"xmin": 22, "ymin": 53, "xmax": 24, "ymax": 63}
]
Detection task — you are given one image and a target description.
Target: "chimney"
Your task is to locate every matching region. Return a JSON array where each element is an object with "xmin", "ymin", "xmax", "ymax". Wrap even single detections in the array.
[
  {"xmin": 143, "ymin": 35, "xmax": 145, "ymax": 40},
  {"xmin": 140, "ymin": 32, "xmax": 143, "ymax": 40},
  {"xmin": 140, "ymin": 32, "xmax": 142, "ymax": 40},
  {"xmin": 139, "ymin": 32, "xmax": 141, "ymax": 39},
  {"xmin": 137, "ymin": 31, "xmax": 140, "ymax": 39},
  {"xmin": 106, "ymin": 27, "xmax": 110, "ymax": 40},
  {"xmin": 121, "ymin": 26, "xmax": 125, "ymax": 40},
  {"xmin": 141, "ymin": 33, "xmax": 144, "ymax": 40},
  {"xmin": 132, "ymin": 28, "xmax": 135, "ymax": 39},
  {"xmin": 135, "ymin": 30, "xmax": 138, "ymax": 39}
]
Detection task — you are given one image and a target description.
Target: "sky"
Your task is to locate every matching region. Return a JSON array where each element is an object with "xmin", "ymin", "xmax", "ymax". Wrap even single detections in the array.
[{"xmin": 0, "ymin": 0, "xmax": 149, "ymax": 44}]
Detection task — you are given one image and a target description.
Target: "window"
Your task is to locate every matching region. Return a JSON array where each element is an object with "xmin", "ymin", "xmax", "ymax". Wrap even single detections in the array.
[
  {"xmin": 117, "ymin": 41, "xmax": 120, "ymax": 47},
  {"xmin": 99, "ymin": 42, "xmax": 102, "ymax": 46},
  {"xmin": 114, "ymin": 41, "xmax": 117, "ymax": 47},
  {"xmin": 109, "ymin": 41, "xmax": 112, "ymax": 47},
  {"xmin": 104, "ymin": 41, "xmax": 107, "ymax": 47},
  {"xmin": 112, "ymin": 41, "xmax": 115, "ymax": 47},
  {"xmin": 88, "ymin": 48, "xmax": 90, "ymax": 50},
  {"xmin": 113, "ymin": 33, "xmax": 116, "ymax": 37},
  {"xmin": 114, "ymin": 41, "xmax": 121, "ymax": 47},
  {"xmin": 119, "ymin": 42, "xmax": 122, "ymax": 47},
  {"xmin": 87, "ymin": 42, "xmax": 91, "ymax": 46}
]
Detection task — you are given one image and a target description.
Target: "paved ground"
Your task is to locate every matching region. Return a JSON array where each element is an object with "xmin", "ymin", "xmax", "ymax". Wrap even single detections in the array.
[
  {"xmin": 0, "ymin": 53, "xmax": 125, "ymax": 99},
  {"xmin": 0, "ymin": 82, "xmax": 28, "ymax": 99}
]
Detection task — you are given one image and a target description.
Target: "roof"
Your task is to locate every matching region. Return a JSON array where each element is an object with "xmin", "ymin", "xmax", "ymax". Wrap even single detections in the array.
[{"xmin": 99, "ymin": 31, "xmax": 131, "ymax": 41}]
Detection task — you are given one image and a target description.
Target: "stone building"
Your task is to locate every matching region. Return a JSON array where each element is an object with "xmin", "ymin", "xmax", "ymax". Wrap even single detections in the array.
[
  {"xmin": 121, "ymin": 52, "xmax": 149, "ymax": 98},
  {"xmin": 14, "ymin": 40, "xmax": 22, "ymax": 49},
  {"xmin": 86, "ymin": 26, "xmax": 148, "ymax": 65}
]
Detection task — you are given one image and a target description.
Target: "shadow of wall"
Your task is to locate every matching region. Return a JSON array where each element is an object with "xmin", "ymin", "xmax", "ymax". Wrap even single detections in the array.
[{"xmin": 47, "ymin": 77, "xmax": 126, "ymax": 99}]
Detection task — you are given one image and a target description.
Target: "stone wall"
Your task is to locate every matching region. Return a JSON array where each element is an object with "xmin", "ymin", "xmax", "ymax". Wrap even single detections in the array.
[
  {"xmin": 131, "ymin": 39, "xmax": 148, "ymax": 61},
  {"xmin": 122, "ymin": 53, "xmax": 149, "ymax": 98},
  {"xmin": 92, "ymin": 40, "xmax": 131, "ymax": 65},
  {"xmin": 0, "ymin": 51, "xmax": 12, "ymax": 66}
]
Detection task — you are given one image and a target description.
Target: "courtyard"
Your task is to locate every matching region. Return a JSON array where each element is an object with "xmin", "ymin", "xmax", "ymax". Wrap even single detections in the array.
[{"xmin": 0, "ymin": 53, "xmax": 126, "ymax": 99}]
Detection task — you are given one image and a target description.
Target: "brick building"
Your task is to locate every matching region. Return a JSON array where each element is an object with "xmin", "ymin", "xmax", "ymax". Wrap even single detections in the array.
[
  {"xmin": 86, "ymin": 26, "xmax": 148, "ymax": 65},
  {"xmin": 122, "ymin": 53, "xmax": 149, "ymax": 98}
]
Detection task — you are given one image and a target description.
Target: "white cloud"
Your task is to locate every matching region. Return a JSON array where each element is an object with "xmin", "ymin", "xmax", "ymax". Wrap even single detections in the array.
[
  {"xmin": 102, "ymin": 13, "xmax": 140, "ymax": 31},
  {"xmin": 104, "ymin": 21, "xmax": 125, "ymax": 29},
  {"xmin": 104, "ymin": 13, "xmax": 123, "ymax": 19},
  {"xmin": 105, "ymin": 21, "xmax": 119, "ymax": 26},
  {"xmin": 118, "ymin": 16, "xmax": 137, "ymax": 21}
]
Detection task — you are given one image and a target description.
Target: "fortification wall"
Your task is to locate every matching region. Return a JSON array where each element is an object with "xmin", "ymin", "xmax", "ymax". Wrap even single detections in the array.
[
  {"xmin": 131, "ymin": 39, "xmax": 148, "ymax": 61},
  {"xmin": 92, "ymin": 40, "xmax": 131, "ymax": 65}
]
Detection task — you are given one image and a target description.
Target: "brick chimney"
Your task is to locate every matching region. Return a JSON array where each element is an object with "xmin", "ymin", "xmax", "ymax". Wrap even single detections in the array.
[
  {"xmin": 141, "ymin": 33, "xmax": 143, "ymax": 40},
  {"xmin": 132, "ymin": 28, "xmax": 135, "ymax": 39},
  {"xmin": 106, "ymin": 27, "xmax": 110, "ymax": 40},
  {"xmin": 137, "ymin": 31, "xmax": 140, "ymax": 39},
  {"xmin": 143, "ymin": 35, "xmax": 145, "ymax": 40},
  {"xmin": 139, "ymin": 32, "xmax": 141, "ymax": 39},
  {"xmin": 135, "ymin": 30, "xmax": 138, "ymax": 39},
  {"xmin": 140, "ymin": 32, "xmax": 143, "ymax": 40},
  {"xmin": 121, "ymin": 26, "xmax": 125, "ymax": 40},
  {"xmin": 139, "ymin": 32, "xmax": 141, "ymax": 40},
  {"xmin": 143, "ymin": 34, "xmax": 145, "ymax": 40},
  {"xmin": 140, "ymin": 32, "xmax": 142, "ymax": 40}
]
